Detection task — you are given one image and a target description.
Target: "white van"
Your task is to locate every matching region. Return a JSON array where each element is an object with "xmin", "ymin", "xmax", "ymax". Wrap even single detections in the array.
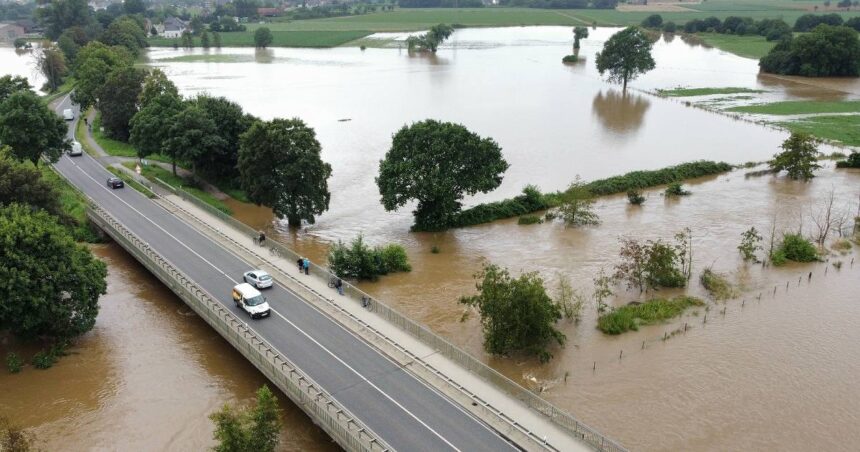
[
  {"xmin": 69, "ymin": 141, "xmax": 83, "ymax": 156},
  {"xmin": 63, "ymin": 108, "xmax": 74, "ymax": 121},
  {"xmin": 231, "ymin": 283, "xmax": 271, "ymax": 319}
]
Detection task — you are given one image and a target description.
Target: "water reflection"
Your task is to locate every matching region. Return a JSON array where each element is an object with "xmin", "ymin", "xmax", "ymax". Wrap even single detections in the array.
[
  {"xmin": 591, "ymin": 89, "xmax": 650, "ymax": 137},
  {"xmin": 254, "ymin": 48, "xmax": 275, "ymax": 64}
]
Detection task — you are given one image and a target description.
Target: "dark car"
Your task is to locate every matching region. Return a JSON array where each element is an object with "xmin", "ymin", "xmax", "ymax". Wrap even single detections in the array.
[{"xmin": 107, "ymin": 177, "xmax": 124, "ymax": 189}]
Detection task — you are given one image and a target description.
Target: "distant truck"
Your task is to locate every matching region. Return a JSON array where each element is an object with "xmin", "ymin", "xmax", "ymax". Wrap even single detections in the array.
[{"xmin": 63, "ymin": 108, "xmax": 74, "ymax": 121}]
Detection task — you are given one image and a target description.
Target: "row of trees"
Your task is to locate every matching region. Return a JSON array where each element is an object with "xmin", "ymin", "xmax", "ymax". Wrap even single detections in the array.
[
  {"xmin": 759, "ymin": 24, "xmax": 860, "ymax": 77},
  {"xmin": 641, "ymin": 14, "xmax": 793, "ymax": 41}
]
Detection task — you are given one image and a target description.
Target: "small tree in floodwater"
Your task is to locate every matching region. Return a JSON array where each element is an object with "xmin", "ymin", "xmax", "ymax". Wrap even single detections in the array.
[
  {"xmin": 210, "ymin": 385, "xmax": 281, "ymax": 452},
  {"xmin": 595, "ymin": 27, "xmax": 656, "ymax": 91},
  {"xmin": 554, "ymin": 273, "xmax": 585, "ymax": 322},
  {"xmin": 614, "ymin": 231, "xmax": 690, "ymax": 292},
  {"xmin": 592, "ymin": 267, "xmax": 614, "ymax": 314},
  {"xmin": 738, "ymin": 226, "xmax": 764, "ymax": 262},
  {"xmin": 770, "ymin": 132, "xmax": 821, "ymax": 181},
  {"xmin": 573, "ymin": 26, "xmax": 589, "ymax": 57},
  {"xmin": 558, "ymin": 177, "xmax": 600, "ymax": 227},
  {"xmin": 460, "ymin": 263, "xmax": 565, "ymax": 363}
]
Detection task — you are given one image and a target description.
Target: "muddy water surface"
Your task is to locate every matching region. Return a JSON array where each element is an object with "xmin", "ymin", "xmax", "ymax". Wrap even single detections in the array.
[{"xmin": 0, "ymin": 245, "xmax": 336, "ymax": 452}]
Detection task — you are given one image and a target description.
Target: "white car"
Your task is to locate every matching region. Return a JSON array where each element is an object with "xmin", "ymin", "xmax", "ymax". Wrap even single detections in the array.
[
  {"xmin": 69, "ymin": 141, "xmax": 83, "ymax": 156},
  {"xmin": 63, "ymin": 108, "xmax": 74, "ymax": 121},
  {"xmin": 232, "ymin": 283, "xmax": 271, "ymax": 319},
  {"xmin": 243, "ymin": 270, "xmax": 273, "ymax": 289}
]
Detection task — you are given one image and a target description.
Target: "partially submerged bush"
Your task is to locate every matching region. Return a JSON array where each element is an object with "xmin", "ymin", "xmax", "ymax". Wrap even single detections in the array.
[
  {"xmin": 6, "ymin": 352, "xmax": 22, "ymax": 374},
  {"xmin": 597, "ymin": 296, "xmax": 704, "ymax": 335},
  {"xmin": 518, "ymin": 215, "xmax": 542, "ymax": 225},
  {"xmin": 328, "ymin": 235, "xmax": 411, "ymax": 280},
  {"xmin": 771, "ymin": 233, "xmax": 818, "ymax": 265},
  {"xmin": 665, "ymin": 182, "xmax": 690, "ymax": 196},
  {"xmin": 835, "ymin": 152, "xmax": 860, "ymax": 168},
  {"xmin": 700, "ymin": 269, "xmax": 735, "ymax": 300},
  {"xmin": 452, "ymin": 185, "xmax": 551, "ymax": 228},
  {"xmin": 562, "ymin": 54, "xmax": 578, "ymax": 63},
  {"xmin": 627, "ymin": 190, "xmax": 645, "ymax": 205}
]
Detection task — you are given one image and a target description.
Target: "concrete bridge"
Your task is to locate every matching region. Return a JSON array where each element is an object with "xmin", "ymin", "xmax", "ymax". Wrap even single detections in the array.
[{"xmin": 53, "ymin": 95, "xmax": 624, "ymax": 452}]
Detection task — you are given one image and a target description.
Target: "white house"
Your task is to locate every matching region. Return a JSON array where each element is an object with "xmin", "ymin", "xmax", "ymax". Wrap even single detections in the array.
[{"xmin": 161, "ymin": 17, "xmax": 187, "ymax": 39}]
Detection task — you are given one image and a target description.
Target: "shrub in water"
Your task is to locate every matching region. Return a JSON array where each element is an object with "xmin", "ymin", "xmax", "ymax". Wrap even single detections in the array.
[
  {"xmin": 664, "ymin": 182, "xmax": 690, "ymax": 196},
  {"xmin": 518, "ymin": 215, "xmax": 542, "ymax": 225},
  {"xmin": 562, "ymin": 54, "xmax": 578, "ymax": 63},
  {"xmin": 700, "ymin": 268, "xmax": 735, "ymax": 300},
  {"xmin": 328, "ymin": 234, "xmax": 411, "ymax": 280},
  {"xmin": 777, "ymin": 233, "xmax": 818, "ymax": 263},
  {"xmin": 31, "ymin": 351, "xmax": 57, "ymax": 369},
  {"xmin": 627, "ymin": 190, "xmax": 645, "ymax": 205},
  {"xmin": 835, "ymin": 152, "xmax": 860, "ymax": 168},
  {"xmin": 597, "ymin": 296, "xmax": 704, "ymax": 335},
  {"xmin": 6, "ymin": 352, "xmax": 23, "ymax": 374}
]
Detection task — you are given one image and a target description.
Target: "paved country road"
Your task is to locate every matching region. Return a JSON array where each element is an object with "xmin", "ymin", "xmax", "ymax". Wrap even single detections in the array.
[{"xmin": 53, "ymin": 95, "xmax": 519, "ymax": 452}]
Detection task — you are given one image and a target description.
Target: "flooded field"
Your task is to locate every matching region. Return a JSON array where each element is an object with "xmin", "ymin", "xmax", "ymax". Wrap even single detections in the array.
[{"xmin": 3, "ymin": 26, "xmax": 860, "ymax": 451}]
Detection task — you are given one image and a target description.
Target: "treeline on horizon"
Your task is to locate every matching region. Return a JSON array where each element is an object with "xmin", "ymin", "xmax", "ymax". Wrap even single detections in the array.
[{"xmin": 398, "ymin": 0, "xmax": 618, "ymax": 9}]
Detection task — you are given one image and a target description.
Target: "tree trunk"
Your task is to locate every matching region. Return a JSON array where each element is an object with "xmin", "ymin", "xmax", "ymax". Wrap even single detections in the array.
[
  {"xmin": 172, "ymin": 159, "xmax": 176, "ymax": 176},
  {"xmin": 287, "ymin": 215, "xmax": 301, "ymax": 228},
  {"xmin": 622, "ymin": 77, "xmax": 628, "ymax": 92}
]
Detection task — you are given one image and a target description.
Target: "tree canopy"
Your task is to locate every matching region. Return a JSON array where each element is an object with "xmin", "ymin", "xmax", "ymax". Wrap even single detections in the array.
[
  {"xmin": 191, "ymin": 95, "xmax": 254, "ymax": 182},
  {"xmin": 0, "ymin": 75, "xmax": 32, "ymax": 103},
  {"xmin": 72, "ymin": 42, "xmax": 134, "ymax": 110},
  {"xmin": 0, "ymin": 91, "xmax": 70, "ymax": 166},
  {"xmin": 595, "ymin": 26, "xmax": 656, "ymax": 91},
  {"xmin": 129, "ymin": 90, "xmax": 183, "ymax": 161},
  {"xmin": 460, "ymin": 263, "xmax": 565, "ymax": 363},
  {"xmin": 165, "ymin": 104, "xmax": 225, "ymax": 175},
  {"xmin": 96, "ymin": 66, "xmax": 145, "ymax": 141},
  {"xmin": 376, "ymin": 120, "xmax": 509, "ymax": 231},
  {"xmin": 254, "ymin": 27, "xmax": 273, "ymax": 48},
  {"xmin": 0, "ymin": 154, "xmax": 63, "ymax": 218},
  {"xmin": 210, "ymin": 385, "xmax": 282, "ymax": 452},
  {"xmin": 0, "ymin": 205, "xmax": 107, "ymax": 340},
  {"xmin": 759, "ymin": 25, "xmax": 860, "ymax": 77},
  {"xmin": 406, "ymin": 23, "xmax": 454, "ymax": 52},
  {"xmin": 238, "ymin": 118, "xmax": 332, "ymax": 226},
  {"xmin": 770, "ymin": 132, "xmax": 821, "ymax": 180}
]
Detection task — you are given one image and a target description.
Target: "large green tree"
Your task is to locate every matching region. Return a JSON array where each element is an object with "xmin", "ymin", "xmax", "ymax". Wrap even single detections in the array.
[
  {"xmin": 37, "ymin": 0, "xmax": 93, "ymax": 40},
  {"xmin": 460, "ymin": 263, "xmax": 565, "ymax": 363},
  {"xmin": 210, "ymin": 385, "xmax": 282, "ymax": 452},
  {"xmin": 0, "ymin": 91, "xmax": 70, "ymax": 166},
  {"xmin": 0, "ymin": 75, "xmax": 31, "ymax": 103},
  {"xmin": 254, "ymin": 27, "xmax": 273, "ymax": 48},
  {"xmin": 595, "ymin": 26, "xmax": 656, "ymax": 91},
  {"xmin": 573, "ymin": 26, "xmax": 588, "ymax": 57},
  {"xmin": 129, "ymin": 70, "xmax": 183, "ymax": 160},
  {"xmin": 35, "ymin": 43, "xmax": 68, "ymax": 92},
  {"xmin": 72, "ymin": 42, "xmax": 134, "ymax": 110},
  {"xmin": 96, "ymin": 66, "xmax": 145, "ymax": 141},
  {"xmin": 238, "ymin": 118, "xmax": 332, "ymax": 226},
  {"xmin": 164, "ymin": 104, "xmax": 225, "ymax": 175},
  {"xmin": 0, "ymin": 205, "xmax": 107, "ymax": 340},
  {"xmin": 192, "ymin": 95, "xmax": 254, "ymax": 182},
  {"xmin": 0, "ymin": 154, "xmax": 62, "ymax": 217},
  {"xmin": 759, "ymin": 24, "xmax": 860, "ymax": 76},
  {"xmin": 770, "ymin": 132, "xmax": 821, "ymax": 180},
  {"xmin": 100, "ymin": 15, "xmax": 148, "ymax": 56},
  {"xmin": 376, "ymin": 120, "xmax": 509, "ymax": 231}
]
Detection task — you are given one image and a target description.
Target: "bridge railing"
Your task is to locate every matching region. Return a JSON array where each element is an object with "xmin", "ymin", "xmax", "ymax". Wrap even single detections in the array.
[
  {"xmin": 152, "ymin": 177, "xmax": 626, "ymax": 452},
  {"xmin": 85, "ymin": 203, "xmax": 391, "ymax": 452}
]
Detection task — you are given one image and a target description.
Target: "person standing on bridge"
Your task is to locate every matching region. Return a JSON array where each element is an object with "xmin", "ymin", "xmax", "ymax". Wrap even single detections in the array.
[
  {"xmin": 302, "ymin": 257, "xmax": 310, "ymax": 275},
  {"xmin": 335, "ymin": 277, "xmax": 344, "ymax": 296},
  {"xmin": 297, "ymin": 258, "xmax": 303, "ymax": 272}
]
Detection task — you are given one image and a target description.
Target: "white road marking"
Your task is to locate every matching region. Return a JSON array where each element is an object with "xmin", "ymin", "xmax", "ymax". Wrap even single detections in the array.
[
  {"xmin": 63, "ymin": 156, "xmax": 463, "ymax": 451},
  {"xmin": 54, "ymin": 92, "xmax": 73, "ymax": 113}
]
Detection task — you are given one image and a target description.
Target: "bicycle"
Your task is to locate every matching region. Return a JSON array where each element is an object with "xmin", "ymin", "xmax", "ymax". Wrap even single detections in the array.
[{"xmin": 269, "ymin": 247, "xmax": 280, "ymax": 257}]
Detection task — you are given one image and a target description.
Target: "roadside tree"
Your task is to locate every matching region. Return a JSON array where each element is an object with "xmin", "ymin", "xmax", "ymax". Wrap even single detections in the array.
[
  {"xmin": 100, "ymin": 15, "xmax": 148, "ymax": 56},
  {"xmin": 210, "ymin": 385, "xmax": 282, "ymax": 452},
  {"xmin": 0, "ymin": 153, "xmax": 63, "ymax": 217},
  {"xmin": 377, "ymin": 120, "xmax": 508, "ymax": 231},
  {"xmin": 0, "ymin": 205, "xmax": 107, "ymax": 340},
  {"xmin": 238, "ymin": 118, "xmax": 332, "ymax": 226},
  {"xmin": 254, "ymin": 27, "xmax": 273, "ymax": 48},
  {"xmin": 96, "ymin": 66, "xmax": 145, "ymax": 140},
  {"xmin": 164, "ymin": 105, "xmax": 224, "ymax": 175},
  {"xmin": 0, "ymin": 91, "xmax": 70, "ymax": 166},
  {"xmin": 35, "ymin": 42, "xmax": 68, "ymax": 92},
  {"xmin": 460, "ymin": 263, "xmax": 565, "ymax": 363},
  {"xmin": 770, "ymin": 132, "xmax": 821, "ymax": 180},
  {"xmin": 72, "ymin": 42, "xmax": 134, "ymax": 110},
  {"xmin": 0, "ymin": 75, "xmax": 32, "ymax": 103},
  {"xmin": 595, "ymin": 26, "xmax": 656, "ymax": 91},
  {"xmin": 192, "ymin": 95, "xmax": 255, "ymax": 183}
]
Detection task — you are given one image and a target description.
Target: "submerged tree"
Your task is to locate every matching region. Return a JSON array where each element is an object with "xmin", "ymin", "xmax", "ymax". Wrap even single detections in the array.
[
  {"xmin": 210, "ymin": 385, "xmax": 282, "ymax": 452},
  {"xmin": 595, "ymin": 26, "xmax": 656, "ymax": 91},
  {"xmin": 406, "ymin": 23, "xmax": 454, "ymax": 53},
  {"xmin": 738, "ymin": 226, "xmax": 764, "ymax": 262},
  {"xmin": 557, "ymin": 177, "xmax": 600, "ymax": 227},
  {"xmin": 573, "ymin": 26, "xmax": 589, "ymax": 57},
  {"xmin": 770, "ymin": 132, "xmax": 821, "ymax": 180},
  {"xmin": 377, "ymin": 120, "xmax": 508, "ymax": 231},
  {"xmin": 460, "ymin": 263, "xmax": 565, "ymax": 363}
]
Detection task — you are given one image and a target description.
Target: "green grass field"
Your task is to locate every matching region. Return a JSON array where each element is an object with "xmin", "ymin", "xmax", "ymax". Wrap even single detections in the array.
[
  {"xmin": 126, "ymin": 162, "xmax": 234, "ymax": 214},
  {"xmin": 728, "ymin": 100, "xmax": 860, "ymax": 115},
  {"xmin": 657, "ymin": 86, "xmax": 765, "ymax": 97},
  {"xmin": 695, "ymin": 32, "xmax": 777, "ymax": 59},
  {"xmin": 777, "ymin": 115, "xmax": 860, "ymax": 147},
  {"xmin": 91, "ymin": 113, "xmax": 172, "ymax": 163}
]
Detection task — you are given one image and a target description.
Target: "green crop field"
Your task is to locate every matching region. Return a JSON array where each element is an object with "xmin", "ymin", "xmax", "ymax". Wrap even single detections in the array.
[
  {"xmin": 694, "ymin": 32, "xmax": 777, "ymax": 59},
  {"xmin": 657, "ymin": 87, "xmax": 765, "ymax": 97},
  {"xmin": 729, "ymin": 100, "xmax": 860, "ymax": 115},
  {"xmin": 778, "ymin": 115, "xmax": 860, "ymax": 146}
]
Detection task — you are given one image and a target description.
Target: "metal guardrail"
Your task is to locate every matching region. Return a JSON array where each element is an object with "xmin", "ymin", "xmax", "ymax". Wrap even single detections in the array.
[
  {"xmin": 152, "ymin": 177, "xmax": 626, "ymax": 452},
  {"xmin": 84, "ymin": 203, "xmax": 390, "ymax": 452}
]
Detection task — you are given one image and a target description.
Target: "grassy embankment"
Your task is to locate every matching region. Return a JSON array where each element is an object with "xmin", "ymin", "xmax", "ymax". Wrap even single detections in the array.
[
  {"xmin": 121, "ymin": 162, "xmax": 233, "ymax": 215},
  {"xmin": 38, "ymin": 166, "xmax": 102, "ymax": 243},
  {"xmin": 727, "ymin": 100, "xmax": 860, "ymax": 146},
  {"xmin": 597, "ymin": 296, "xmax": 705, "ymax": 335},
  {"xmin": 451, "ymin": 160, "xmax": 732, "ymax": 228},
  {"xmin": 657, "ymin": 87, "xmax": 765, "ymax": 97},
  {"xmin": 90, "ymin": 112, "xmax": 172, "ymax": 163},
  {"xmin": 146, "ymin": 3, "xmax": 860, "ymax": 49},
  {"xmin": 42, "ymin": 77, "xmax": 76, "ymax": 105}
]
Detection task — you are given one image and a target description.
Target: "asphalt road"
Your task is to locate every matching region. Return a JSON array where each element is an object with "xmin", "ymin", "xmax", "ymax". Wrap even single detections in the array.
[{"xmin": 53, "ymin": 95, "xmax": 518, "ymax": 452}]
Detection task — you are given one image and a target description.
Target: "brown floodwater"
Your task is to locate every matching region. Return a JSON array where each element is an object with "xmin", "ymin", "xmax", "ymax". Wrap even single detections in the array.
[
  {"xmin": 0, "ymin": 244, "xmax": 337, "ymax": 452},
  {"xmin": 4, "ymin": 27, "xmax": 860, "ymax": 451}
]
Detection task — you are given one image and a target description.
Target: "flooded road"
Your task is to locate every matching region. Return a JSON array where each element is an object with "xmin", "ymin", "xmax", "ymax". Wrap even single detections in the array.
[
  {"xmin": 3, "ymin": 27, "xmax": 860, "ymax": 451},
  {"xmin": 0, "ymin": 244, "xmax": 336, "ymax": 451}
]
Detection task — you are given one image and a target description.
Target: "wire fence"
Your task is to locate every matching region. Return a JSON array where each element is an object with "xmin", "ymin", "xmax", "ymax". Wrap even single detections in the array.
[
  {"xmin": 152, "ymin": 177, "xmax": 626, "ymax": 452},
  {"xmin": 84, "ymin": 202, "xmax": 391, "ymax": 452}
]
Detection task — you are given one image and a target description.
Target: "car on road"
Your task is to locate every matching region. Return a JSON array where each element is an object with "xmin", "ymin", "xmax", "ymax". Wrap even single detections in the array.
[
  {"xmin": 243, "ymin": 270, "xmax": 273, "ymax": 289},
  {"xmin": 231, "ymin": 283, "xmax": 271, "ymax": 319},
  {"xmin": 63, "ymin": 109, "xmax": 74, "ymax": 121},
  {"xmin": 69, "ymin": 141, "xmax": 83, "ymax": 156},
  {"xmin": 106, "ymin": 177, "xmax": 124, "ymax": 189}
]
